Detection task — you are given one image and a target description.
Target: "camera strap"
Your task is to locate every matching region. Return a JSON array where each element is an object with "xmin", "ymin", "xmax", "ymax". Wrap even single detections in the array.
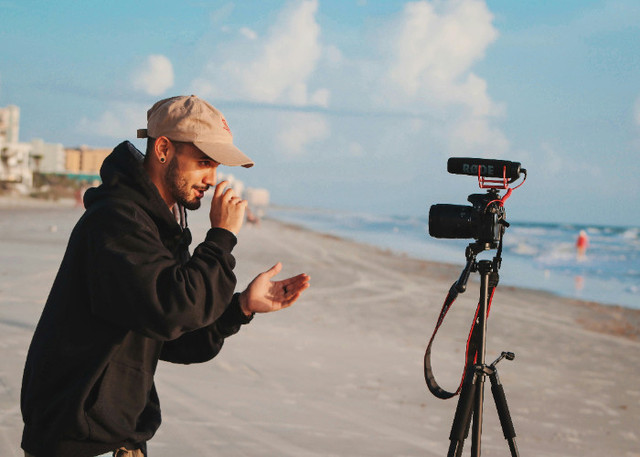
[{"xmin": 424, "ymin": 286, "xmax": 496, "ymax": 399}]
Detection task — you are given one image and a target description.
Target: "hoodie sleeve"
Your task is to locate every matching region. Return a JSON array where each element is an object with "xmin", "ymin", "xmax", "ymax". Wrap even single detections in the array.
[
  {"xmin": 86, "ymin": 203, "xmax": 238, "ymax": 341},
  {"xmin": 159, "ymin": 293, "xmax": 254, "ymax": 363}
]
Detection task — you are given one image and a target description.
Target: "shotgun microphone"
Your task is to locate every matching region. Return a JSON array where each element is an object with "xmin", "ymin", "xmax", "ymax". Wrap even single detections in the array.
[{"xmin": 447, "ymin": 157, "xmax": 522, "ymax": 180}]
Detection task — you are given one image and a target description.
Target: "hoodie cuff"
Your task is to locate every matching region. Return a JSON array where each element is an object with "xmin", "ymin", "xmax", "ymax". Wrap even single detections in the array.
[
  {"xmin": 205, "ymin": 227, "xmax": 238, "ymax": 253},
  {"xmin": 216, "ymin": 293, "xmax": 254, "ymax": 335},
  {"xmin": 229, "ymin": 293, "xmax": 255, "ymax": 325}
]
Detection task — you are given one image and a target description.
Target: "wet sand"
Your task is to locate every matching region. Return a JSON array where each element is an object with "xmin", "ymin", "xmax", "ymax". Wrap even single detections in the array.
[{"xmin": 1, "ymin": 198, "xmax": 638, "ymax": 456}]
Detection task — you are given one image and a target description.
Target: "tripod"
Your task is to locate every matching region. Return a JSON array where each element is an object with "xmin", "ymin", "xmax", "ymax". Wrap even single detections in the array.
[
  {"xmin": 425, "ymin": 158, "xmax": 528, "ymax": 455},
  {"xmin": 446, "ymin": 254, "xmax": 520, "ymax": 457}
]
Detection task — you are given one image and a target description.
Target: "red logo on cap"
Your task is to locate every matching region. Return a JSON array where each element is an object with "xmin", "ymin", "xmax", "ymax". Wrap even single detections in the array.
[{"xmin": 221, "ymin": 118, "xmax": 232, "ymax": 136}]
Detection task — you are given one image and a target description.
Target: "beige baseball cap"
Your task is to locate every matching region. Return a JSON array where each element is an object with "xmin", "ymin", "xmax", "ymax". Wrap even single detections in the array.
[{"xmin": 137, "ymin": 95, "xmax": 254, "ymax": 168}]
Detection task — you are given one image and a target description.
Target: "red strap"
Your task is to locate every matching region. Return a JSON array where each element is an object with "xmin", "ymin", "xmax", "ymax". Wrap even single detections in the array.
[{"xmin": 424, "ymin": 287, "xmax": 495, "ymax": 399}]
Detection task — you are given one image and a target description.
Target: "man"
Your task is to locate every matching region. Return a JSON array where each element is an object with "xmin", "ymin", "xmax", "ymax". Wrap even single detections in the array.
[{"xmin": 20, "ymin": 95, "xmax": 310, "ymax": 457}]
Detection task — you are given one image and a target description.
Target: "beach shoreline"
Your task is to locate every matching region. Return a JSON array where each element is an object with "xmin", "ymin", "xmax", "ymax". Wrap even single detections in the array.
[
  {"xmin": 1, "ymin": 197, "xmax": 639, "ymax": 456},
  {"xmin": 266, "ymin": 205, "xmax": 640, "ymax": 312},
  {"xmin": 267, "ymin": 214, "xmax": 640, "ymax": 342}
]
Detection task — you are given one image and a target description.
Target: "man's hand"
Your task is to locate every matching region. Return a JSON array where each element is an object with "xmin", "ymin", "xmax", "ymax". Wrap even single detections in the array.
[
  {"xmin": 209, "ymin": 180, "xmax": 247, "ymax": 235},
  {"xmin": 239, "ymin": 263, "xmax": 310, "ymax": 316}
]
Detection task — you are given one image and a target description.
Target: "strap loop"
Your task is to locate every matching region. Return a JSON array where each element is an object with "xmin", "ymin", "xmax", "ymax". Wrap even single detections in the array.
[{"xmin": 424, "ymin": 287, "xmax": 496, "ymax": 399}]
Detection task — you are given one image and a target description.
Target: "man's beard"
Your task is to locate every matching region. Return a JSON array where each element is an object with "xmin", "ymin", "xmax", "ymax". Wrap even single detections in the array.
[{"xmin": 164, "ymin": 156, "xmax": 203, "ymax": 210}]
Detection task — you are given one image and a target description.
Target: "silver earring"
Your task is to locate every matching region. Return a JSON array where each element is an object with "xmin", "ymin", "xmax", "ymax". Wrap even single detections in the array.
[{"xmin": 159, "ymin": 157, "xmax": 166, "ymax": 163}]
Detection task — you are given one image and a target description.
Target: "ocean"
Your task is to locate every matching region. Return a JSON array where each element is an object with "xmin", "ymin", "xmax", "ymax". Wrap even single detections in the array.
[{"xmin": 266, "ymin": 206, "xmax": 640, "ymax": 310}]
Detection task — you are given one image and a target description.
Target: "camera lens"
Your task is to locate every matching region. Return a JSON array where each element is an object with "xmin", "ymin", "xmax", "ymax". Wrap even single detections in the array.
[{"xmin": 429, "ymin": 204, "xmax": 477, "ymax": 239}]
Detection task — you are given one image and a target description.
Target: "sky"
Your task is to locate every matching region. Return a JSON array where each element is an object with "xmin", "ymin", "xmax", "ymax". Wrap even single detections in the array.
[{"xmin": 1, "ymin": 0, "xmax": 639, "ymax": 226}]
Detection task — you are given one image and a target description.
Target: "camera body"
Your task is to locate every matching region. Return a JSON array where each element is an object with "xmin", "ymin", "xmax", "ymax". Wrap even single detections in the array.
[
  {"xmin": 427, "ymin": 157, "xmax": 522, "ymax": 249},
  {"xmin": 429, "ymin": 191, "xmax": 505, "ymax": 248}
]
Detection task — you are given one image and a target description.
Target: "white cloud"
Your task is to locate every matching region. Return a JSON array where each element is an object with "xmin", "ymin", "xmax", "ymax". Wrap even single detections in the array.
[
  {"xmin": 190, "ymin": 78, "xmax": 215, "ymax": 99},
  {"xmin": 241, "ymin": 0, "xmax": 322, "ymax": 104},
  {"xmin": 310, "ymin": 88, "xmax": 330, "ymax": 107},
  {"xmin": 379, "ymin": 0, "xmax": 505, "ymax": 154},
  {"xmin": 78, "ymin": 102, "xmax": 147, "ymax": 139},
  {"xmin": 239, "ymin": 27, "xmax": 257, "ymax": 40},
  {"xmin": 131, "ymin": 55, "xmax": 174, "ymax": 96},
  {"xmin": 196, "ymin": 0, "xmax": 329, "ymax": 107},
  {"xmin": 386, "ymin": 0, "xmax": 498, "ymax": 111},
  {"xmin": 276, "ymin": 112, "xmax": 329, "ymax": 155},
  {"xmin": 450, "ymin": 116, "xmax": 509, "ymax": 156},
  {"xmin": 538, "ymin": 142, "xmax": 601, "ymax": 179},
  {"xmin": 190, "ymin": 0, "xmax": 504, "ymax": 159}
]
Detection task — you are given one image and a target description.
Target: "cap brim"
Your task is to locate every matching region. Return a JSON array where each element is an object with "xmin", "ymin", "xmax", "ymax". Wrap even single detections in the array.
[{"xmin": 194, "ymin": 141, "xmax": 254, "ymax": 168}]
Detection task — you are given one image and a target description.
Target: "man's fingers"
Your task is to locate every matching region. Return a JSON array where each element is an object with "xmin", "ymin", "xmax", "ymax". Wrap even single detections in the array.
[
  {"xmin": 282, "ymin": 273, "xmax": 310, "ymax": 290},
  {"xmin": 222, "ymin": 187, "xmax": 238, "ymax": 202},
  {"xmin": 213, "ymin": 180, "xmax": 229, "ymax": 198},
  {"xmin": 214, "ymin": 181, "xmax": 243, "ymax": 204},
  {"xmin": 264, "ymin": 262, "xmax": 283, "ymax": 279},
  {"xmin": 280, "ymin": 274, "xmax": 310, "ymax": 305},
  {"xmin": 209, "ymin": 181, "xmax": 246, "ymax": 235},
  {"xmin": 228, "ymin": 196, "xmax": 247, "ymax": 206}
]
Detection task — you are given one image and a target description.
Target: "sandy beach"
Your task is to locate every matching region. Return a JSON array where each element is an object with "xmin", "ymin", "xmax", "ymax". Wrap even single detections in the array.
[{"xmin": 1, "ymin": 198, "xmax": 639, "ymax": 457}]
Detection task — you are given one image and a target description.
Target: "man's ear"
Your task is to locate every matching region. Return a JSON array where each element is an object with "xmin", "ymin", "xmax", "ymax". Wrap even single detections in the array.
[{"xmin": 154, "ymin": 136, "xmax": 172, "ymax": 163}]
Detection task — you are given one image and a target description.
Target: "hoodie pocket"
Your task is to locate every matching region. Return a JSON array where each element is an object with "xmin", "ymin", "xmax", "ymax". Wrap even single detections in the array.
[{"xmin": 85, "ymin": 361, "xmax": 153, "ymax": 442}]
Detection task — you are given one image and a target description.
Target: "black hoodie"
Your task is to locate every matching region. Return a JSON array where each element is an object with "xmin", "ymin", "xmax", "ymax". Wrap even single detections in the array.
[{"xmin": 21, "ymin": 142, "xmax": 252, "ymax": 457}]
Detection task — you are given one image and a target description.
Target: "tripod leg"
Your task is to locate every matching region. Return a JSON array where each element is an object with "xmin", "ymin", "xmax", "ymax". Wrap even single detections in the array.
[
  {"xmin": 470, "ymin": 374, "xmax": 486, "ymax": 457},
  {"xmin": 447, "ymin": 369, "xmax": 477, "ymax": 457},
  {"xmin": 489, "ymin": 369, "xmax": 520, "ymax": 457}
]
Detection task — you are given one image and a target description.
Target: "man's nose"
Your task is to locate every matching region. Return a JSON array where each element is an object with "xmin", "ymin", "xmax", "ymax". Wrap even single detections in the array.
[{"xmin": 204, "ymin": 168, "xmax": 217, "ymax": 186}]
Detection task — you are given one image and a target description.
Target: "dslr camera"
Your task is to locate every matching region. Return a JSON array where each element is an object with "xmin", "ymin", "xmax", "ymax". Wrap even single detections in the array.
[{"xmin": 428, "ymin": 158, "xmax": 523, "ymax": 249}]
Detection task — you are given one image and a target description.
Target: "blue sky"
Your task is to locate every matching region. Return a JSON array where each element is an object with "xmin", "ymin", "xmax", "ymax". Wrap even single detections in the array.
[{"xmin": 1, "ymin": 0, "xmax": 639, "ymax": 226}]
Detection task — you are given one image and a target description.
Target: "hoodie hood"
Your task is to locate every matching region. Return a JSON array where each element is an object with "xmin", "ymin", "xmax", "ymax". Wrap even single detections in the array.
[{"xmin": 84, "ymin": 141, "xmax": 183, "ymax": 239}]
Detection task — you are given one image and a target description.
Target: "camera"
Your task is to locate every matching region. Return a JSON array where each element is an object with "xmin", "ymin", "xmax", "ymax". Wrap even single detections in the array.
[
  {"xmin": 428, "ymin": 158, "xmax": 523, "ymax": 248},
  {"xmin": 429, "ymin": 192, "xmax": 505, "ymax": 246}
]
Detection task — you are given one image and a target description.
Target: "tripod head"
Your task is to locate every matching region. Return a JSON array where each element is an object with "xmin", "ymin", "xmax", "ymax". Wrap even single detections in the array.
[{"xmin": 451, "ymin": 240, "xmax": 503, "ymax": 296}]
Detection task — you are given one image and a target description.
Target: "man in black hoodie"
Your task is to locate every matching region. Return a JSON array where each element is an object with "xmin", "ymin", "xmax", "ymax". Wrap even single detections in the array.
[{"xmin": 20, "ymin": 95, "xmax": 310, "ymax": 457}]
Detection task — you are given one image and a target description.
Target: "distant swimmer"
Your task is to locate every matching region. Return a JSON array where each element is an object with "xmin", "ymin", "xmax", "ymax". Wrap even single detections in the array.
[{"xmin": 576, "ymin": 229, "xmax": 589, "ymax": 261}]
